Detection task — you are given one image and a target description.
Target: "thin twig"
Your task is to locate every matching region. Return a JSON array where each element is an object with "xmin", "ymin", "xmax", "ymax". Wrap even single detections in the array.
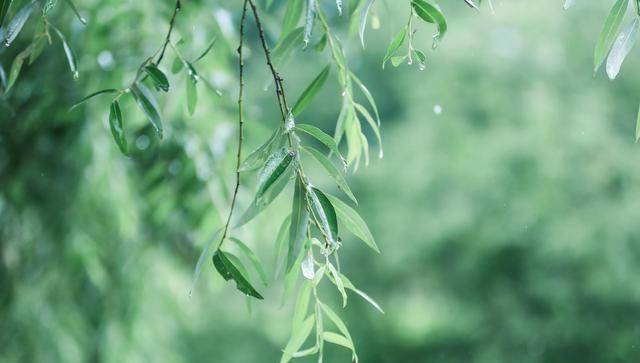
[
  {"xmin": 217, "ymin": 0, "xmax": 249, "ymax": 249},
  {"xmin": 156, "ymin": 0, "xmax": 182, "ymax": 64}
]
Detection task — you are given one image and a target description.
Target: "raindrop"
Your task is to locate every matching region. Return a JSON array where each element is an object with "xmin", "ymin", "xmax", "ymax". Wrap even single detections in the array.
[{"xmin": 433, "ymin": 104, "xmax": 442, "ymax": 115}]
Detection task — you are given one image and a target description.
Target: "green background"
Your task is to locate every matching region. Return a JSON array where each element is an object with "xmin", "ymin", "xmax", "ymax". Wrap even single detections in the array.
[{"xmin": 2, "ymin": 0, "xmax": 640, "ymax": 362}]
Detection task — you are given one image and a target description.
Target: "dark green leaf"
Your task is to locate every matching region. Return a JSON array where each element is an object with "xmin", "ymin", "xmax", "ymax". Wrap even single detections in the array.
[
  {"xmin": 382, "ymin": 27, "xmax": 407, "ymax": 68},
  {"xmin": 70, "ymin": 88, "xmax": 119, "ymax": 111},
  {"xmin": 0, "ymin": 0, "xmax": 13, "ymax": 28},
  {"xmin": 411, "ymin": 0, "xmax": 447, "ymax": 47},
  {"xmin": 594, "ymin": 0, "xmax": 628, "ymax": 72},
  {"xmin": 1, "ymin": 0, "xmax": 36, "ymax": 47},
  {"xmin": 212, "ymin": 250, "xmax": 263, "ymax": 299},
  {"xmin": 287, "ymin": 176, "xmax": 309, "ymax": 272},
  {"xmin": 326, "ymin": 193, "xmax": 379, "ymax": 252},
  {"xmin": 109, "ymin": 100, "xmax": 128, "ymax": 155},
  {"xmin": 294, "ymin": 123, "xmax": 345, "ymax": 166},
  {"xmin": 131, "ymin": 83, "xmax": 163, "ymax": 139},
  {"xmin": 302, "ymin": 146, "xmax": 356, "ymax": 204},
  {"xmin": 292, "ymin": 64, "xmax": 330, "ymax": 117},
  {"xmin": 144, "ymin": 64, "xmax": 169, "ymax": 92}
]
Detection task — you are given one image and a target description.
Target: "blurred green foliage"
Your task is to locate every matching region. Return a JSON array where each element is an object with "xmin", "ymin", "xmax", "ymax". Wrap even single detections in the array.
[{"xmin": 2, "ymin": 0, "xmax": 640, "ymax": 362}]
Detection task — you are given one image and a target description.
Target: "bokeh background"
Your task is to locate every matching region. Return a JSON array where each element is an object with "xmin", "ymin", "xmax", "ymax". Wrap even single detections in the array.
[{"xmin": 2, "ymin": 0, "xmax": 640, "ymax": 362}]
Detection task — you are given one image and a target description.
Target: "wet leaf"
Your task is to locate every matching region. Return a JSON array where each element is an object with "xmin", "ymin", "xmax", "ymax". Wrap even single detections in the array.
[
  {"xmin": 411, "ymin": 0, "xmax": 447, "ymax": 46},
  {"xmin": 144, "ymin": 64, "xmax": 169, "ymax": 92},
  {"xmin": 606, "ymin": 18, "xmax": 639, "ymax": 80},
  {"xmin": 358, "ymin": 0, "xmax": 376, "ymax": 47},
  {"xmin": 302, "ymin": 146, "xmax": 356, "ymax": 204},
  {"xmin": 63, "ymin": 0, "xmax": 86, "ymax": 24},
  {"xmin": 308, "ymin": 187, "xmax": 338, "ymax": 245},
  {"xmin": 382, "ymin": 27, "xmax": 407, "ymax": 68},
  {"xmin": 212, "ymin": 249, "xmax": 264, "ymax": 299},
  {"xmin": 131, "ymin": 83, "xmax": 163, "ymax": 139},
  {"xmin": 240, "ymin": 127, "xmax": 283, "ymax": 172},
  {"xmin": 51, "ymin": 25, "xmax": 78, "ymax": 79},
  {"xmin": 1, "ymin": 0, "xmax": 36, "ymax": 47},
  {"xmin": 109, "ymin": 100, "xmax": 128, "ymax": 155},
  {"xmin": 594, "ymin": 0, "xmax": 628, "ymax": 72}
]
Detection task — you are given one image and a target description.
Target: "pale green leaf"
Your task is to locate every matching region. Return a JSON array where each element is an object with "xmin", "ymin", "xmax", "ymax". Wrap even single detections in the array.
[
  {"xmin": 594, "ymin": 0, "xmax": 629, "ymax": 72},
  {"xmin": 326, "ymin": 193, "xmax": 379, "ymax": 253}
]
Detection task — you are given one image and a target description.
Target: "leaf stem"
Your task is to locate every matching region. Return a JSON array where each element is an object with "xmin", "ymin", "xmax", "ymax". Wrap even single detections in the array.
[{"xmin": 156, "ymin": 0, "xmax": 181, "ymax": 64}]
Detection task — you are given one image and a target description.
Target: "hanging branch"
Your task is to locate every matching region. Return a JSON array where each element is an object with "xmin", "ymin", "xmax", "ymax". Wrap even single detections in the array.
[
  {"xmin": 217, "ymin": 0, "xmax": 249, "ymax": 249},
  {"xmin": 156, "ymin": 0, "xmax": 182, "ymax": 64}
]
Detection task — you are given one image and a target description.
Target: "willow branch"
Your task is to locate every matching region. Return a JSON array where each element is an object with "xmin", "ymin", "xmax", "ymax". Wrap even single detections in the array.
[
  {"xmin": 218, "ymin": 0, "xmax": 249, "ymax": 249},
  {"xmin": 156, "ymin": 0, "xmax": 181, "ymax": 64}
]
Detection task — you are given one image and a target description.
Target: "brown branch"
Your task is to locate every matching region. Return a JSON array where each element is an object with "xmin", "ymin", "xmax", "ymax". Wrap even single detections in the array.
[
  {"xmin": 218, "ymin": 0, "xmax": 249, "ymax": 249},
  {"xmin": 156, "ymin": 0, "xmax": 182, "ymax": 64}
]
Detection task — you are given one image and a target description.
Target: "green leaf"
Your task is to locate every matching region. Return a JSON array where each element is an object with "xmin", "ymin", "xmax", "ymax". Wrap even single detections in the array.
[
  {"xmin": 257, "ymin": 149, "xmax": 295, "ymax": 201},
  {"xmin": 171, "ymin": 57, "xmax": 184, "ymax": 74},
  {"xmin": 326, "ymin": 262, "xmax": 347, "ymax": 307},
  {"xmin": 280, "ymin": 315, "xmax": 315, "ymax": 363},
  {"xmin": 358, "ymin": 0, "xmax": 376, "ymax": 47},
  {"xmin": 314, "ymin": 33, "xmax": 327, "ymax": 52},
  {"xmin": 144, "ymin": 64, "xmax": 169, "ymax": 92},
  {"xmin": 318, "ymin": 302, "xmax": 355, "ymax": 358},
  {"xmin": 228, "ymin": 237, "xmax": 269, "ymax": 285},
  {"xmin": 287, "ymin": 176, "xmax": 310, "ymax": 272},
  {"xmin": 606, "ymin": 18, "xmax": 639, "ymax": 80},
  {"xmin": 382, "ymin": 27, "xmax": 407, "ymax": 69},
  {"xmin": 281, "ymin": 0, "xmax": 304, "ymax": 40},
  {"xmin": 70, "ymin": 89, "xmax": 119, "ymax": 111},
  {"xmin": 353, "ymin": 102, "xmax": 383, "ymax": 158},
  {"xmin": 186, "ymin": 74, "xmax": 197, "ymax": 115},
  {"xmin": 131, "ymin": 83, "xmax": 163, "ymax": 139},
  {"xmin": 337, "ymin": 272, "xmax": 384, "ymax": 313},
  {"xmin": 235, "ymin": 158, "xmax": 293, "ymax": 228},
  {"xmin": 292, "ymin": 64, "xmax": 330, "ymax": 117},
  {"xmin": 302, "ymin": 146, "xmax": 356, "ymax": 204},
  {"xmin": 5, "ymin": 47, "xmax": 28, "ymax": 92},
  {"xmin": 349, "ymin": 70, "xmax": 381, "ymax": 126},
  {"xmin": 273, "ymin": 27, "xmax": 304, "ymax": 64},
  {"xmin": 594, "ymin": 0, "xmax": 629, "ymax": 72},
  {"xmin": 189, "ymin": 227, "xmax": 223, "ymax": 296},
  {"xmin": 295, "ymin": 123, "xmax": 345, "ymax": 166},
  {"xmin": 212, "ymin": 250, "xmax": 263, "ymax": 299},
  {"xmin": 390, "ymin": 55, "xmax": 406, "ymax": 67},
  {"xmin": 1, "ymin": 0, "xmax": 36, "ymax": 47},
  {"xmin": 292, "ymin": 282, "xmax": 312, "ymax": 332},
  {"xmin": 240, "ymin": 127, "xmax": 284, "ymax": 172},
  {"xmin": 303, "ymin": 0, "xmax": 316, "ymax": 47},
  {"xmin": 28, "ymin": 35, "xmax": 46, "ymax": 65},
  {"xmin": 326, "ymin": 193, "xmax": 379, "ymax": 253},
  {"xmin": 0, "ymin": 0, "xmax": 13, "ymax": 27},
  {"xmin": 63, "ymin": 0, "xmax": 86, "ymax": 24},
  {"xmin": 51, "ymin": 25, "xmax": 78, "ymax": 79},
  {"xmin": 108, "ymin": 101, "xmax": 128, "ymax": 155},
  {"xmin": 194, "ymin": 36, "xmax": 217, "ymax": 63},
  {"xmin": 636, "ymin": 103, "xmax": 640, "ymax": 142},
  {"xmin": 308, "ymin": 187, "xmax": 338, "ymax": 245},
  {"xmin": 411, "ymin": 0, "xmax": 447, "ymax": 47},
  {"xmin": 274, "ymin": 215, "xmax": 292, "ymax": 279},
  {"xmin": 322, "ymin": 332, "xmax": 353, "ymax": 350}
]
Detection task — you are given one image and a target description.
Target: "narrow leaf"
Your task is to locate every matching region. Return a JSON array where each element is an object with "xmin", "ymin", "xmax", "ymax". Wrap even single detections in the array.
[
  {"xmin": 302, "ymin": 146, "xmax": 357, "ymax": 204},
  {"xmin": 280, "ymin": 315, "xmax": 315, "ymax": 363},
  {"xmin": 109, "ymin": 101, "xmax": 128, "ymax": 155},
  {"xmin": 257, "ymin": 149, "xmax": 295, "ymax": 200},
  {"xmin": 292, "ymin": 64, "xmax": 330, "ymax": 117},
  {"xmin": 70, "ymin": 89, "xmax": 119, "ymax": 111},
  {"xmin": 326, "ymin": 194, "xmax": 379, "ymax": 253},
  {"xmin": 240, "ymin": 127, "xmax": 283, "ymax": 172},
  {"xmin": 636, "ymin": 103, "xmax": 640, "ymax": 142},
  {"xmin": 281, "ymin": 0, "xmax": 304, "ymax": 40},
  {"xmin": 303, "ymin": 0, "xmax": 316, "ymax": 47},
  {"xmin": 63, "ymin": 0, "xmax": 86, "ymax": 24},
  {"xmin": 186, "ymin": 75, "xmax": 197, "ymax": 115},
  {"xmin": 382, "ymin": 27, "xmax": 407, "ymax": 69},
  {"xmin": 411, "ymin": 0, "xmax": 447, "ymax": 46},
  {"xmin": 288, "ymin": 176, "xmax": 309, "ymax": 272},
  {"xmin": 338, "ymin": 273, "xmax": 384, "ymax": 314},
  {"xmin": 295, "ymin": 123, "xmax": 345, "ymax": 166},
  {"xmin": 131, "ymin": 83, "xmax": 163, "ymax": 139},
  {"xmin": 228, "ymin": 237, "xmax": 269, "ymax": 285},
  {"xmin": 1, "ymin": 0, "xmax": 36, "ymax": 47},
  {"xmin": 189, "ymin": 227, "xmax": 223, "ymax": 296},
  {"xmin": 326, "ymin": 262, "xmax": 347, "ymax": 307},
  {"xmin": 51, "ymin": 25, "xmax": 78, "ymax": 79},
  {"xmin": 606, "ymin": 18, "xmax": 639, "ymax": 80},
  {"xmin": 308, "ymin": 187, "xmax": 338, "ymax": 245},
  {"xmin": 322, "ymin": 332, "xmax": 353, "ymax": 349},
  {"xmin": 358, "ymin": 0, "xmax": 376, "ymax": 47},
  {"xmin": 594, "ymin": 0, "xmax": 629, "ymax": 72}
]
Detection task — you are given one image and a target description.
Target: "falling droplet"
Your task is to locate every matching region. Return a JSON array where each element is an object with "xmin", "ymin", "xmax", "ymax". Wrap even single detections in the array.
[
  {"xmin": 433, "ymin": 104, "xmax": 442, "ymax": 115},
  {"xmin": 378, "ymin": 149, "xmax": 384, "ymax": 159},
  {"xmin": 285, "ymin": 112, "xmax": 296, "ymax": 131},
  {"xmin": 72, "ymin": 71, "xmax": 79, "ymax": 80},
  {"xmin": 301, "ymin": 251, "xmax": 315, "ymax": 279}
]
